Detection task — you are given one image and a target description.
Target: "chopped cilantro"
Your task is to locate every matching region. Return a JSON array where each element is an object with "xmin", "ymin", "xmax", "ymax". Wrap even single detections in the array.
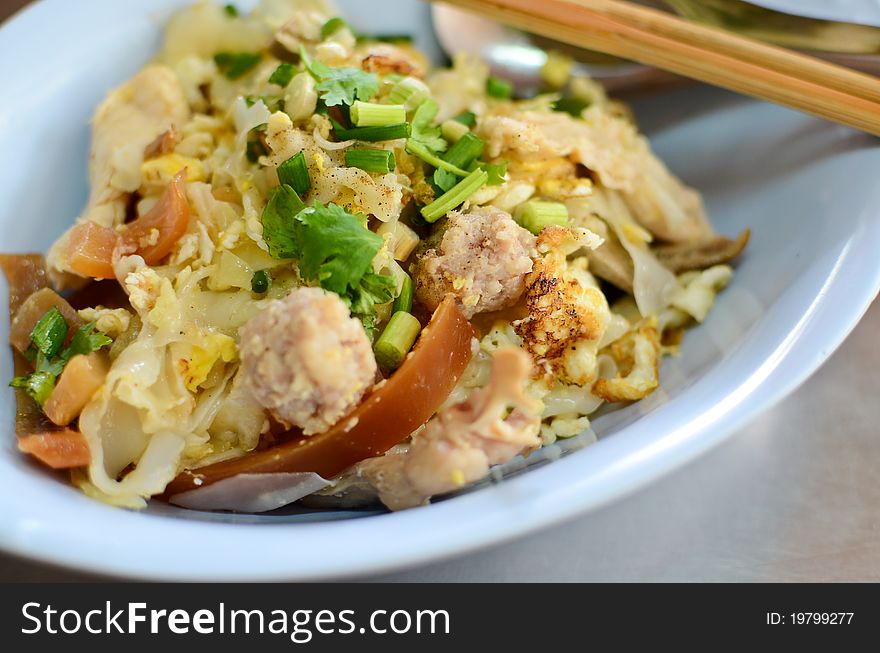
[
  {"xmin": 9, "ymin": 316, "xmax": 112, "ymax": 407},
  {"xmin": 260, "ymin": 195, "xmax": 394, "ymax": 334},
  {"xmin": 481, "ymin": 159, "xmax": 509, "ymax": 186},
  {"xmin": 65, "ymin": 323, "xmax": 113, "ymax": 361},
  {"xmin": 433, "ymin": 167, "xmax": 459, "ymax": 193},
  {"xmin": 214, "ymin": 52, "xmax": 261, "ymax": 80},
  {"xmin": 10, "ymin": 372, "xmax": 55, "ymax": 406},
  {"xmin": 553, "ymin": 96, "xmax": 590, "ymax": 117},
  {"xmin": 268, "ymin": 63, "xmax": 296, "ymax": 88},
  {"xmin": 410, "ymin": 99, "xmax": 447, "ymax": 153},
  {"xmin": 349, "ymin": 272, "xmax": 395, "ymax": 339},
  {"xmin": 300, "ymin": 46, "xmax": 379, "ymax": 107},
  {"xmin": 261, "ymin": 185, "xmax": 307, "ymax": 259},
  {"xmin": 291, "ymin": 203, "xmax": 383, "ymax": 296}
]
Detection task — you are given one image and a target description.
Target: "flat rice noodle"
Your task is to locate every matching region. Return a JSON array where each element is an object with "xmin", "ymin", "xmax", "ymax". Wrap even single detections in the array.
[
  {"xmin": 653, "ymin": 229, "xmax": 751, "ymax": 274},
  {"xmin": 163, "ymin": 297, "xmax": 477, "ymax": 497},
  {"xmin": 0, "ymin": 253, "xmax": 49, "ymax": 313}
]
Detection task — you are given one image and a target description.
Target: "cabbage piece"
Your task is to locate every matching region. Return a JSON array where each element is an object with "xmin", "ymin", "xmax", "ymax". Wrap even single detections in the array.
[
  {"xmin": 568, "ymin": 189, "xmax": 680, "ymax": 317},
  {"xmin": 77, "ymin": 269, "xmax": 244, "ymax": 507},
  {"xmin": 160, "ymin": 2, "xmax": 272, "ymax": 64},
  {"xmin": 169, "ymin": 472, "xmax": 330, "ymax": 513}
]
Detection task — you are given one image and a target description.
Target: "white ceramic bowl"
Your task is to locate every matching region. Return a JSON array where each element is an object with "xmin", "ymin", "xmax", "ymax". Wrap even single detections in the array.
[{"xmin": 0, "ymin": 0, "xmax": 878, "ymax": 581}]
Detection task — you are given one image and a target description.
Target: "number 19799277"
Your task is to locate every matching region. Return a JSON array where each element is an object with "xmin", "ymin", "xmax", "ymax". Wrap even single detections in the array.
[{"xmin": 766, "ymin": 613, "xmax": 854, "ymax": 625}]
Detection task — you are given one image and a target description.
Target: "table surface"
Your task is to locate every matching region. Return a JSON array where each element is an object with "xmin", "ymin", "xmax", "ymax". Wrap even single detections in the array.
[{"xmin": 1, "ymin": 0, "xmax": 879, "ymax": 583}]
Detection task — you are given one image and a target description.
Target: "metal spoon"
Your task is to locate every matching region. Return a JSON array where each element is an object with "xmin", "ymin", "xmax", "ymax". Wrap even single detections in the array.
[{"xmin": 430, "ymin": 2, "xmax": 683, "ymax": 95}]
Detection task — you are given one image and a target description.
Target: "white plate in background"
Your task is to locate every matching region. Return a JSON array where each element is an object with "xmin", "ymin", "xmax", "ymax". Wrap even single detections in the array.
[{"xmin": 0, "ymin": 0, "xmax": 878, "ymax": 580}]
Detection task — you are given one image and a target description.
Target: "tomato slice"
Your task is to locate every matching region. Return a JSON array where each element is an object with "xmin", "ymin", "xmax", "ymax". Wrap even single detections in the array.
[
  {"xmin": 125, "ymin": 169, "xmax": 190, "ymax": 265},
  {"xmin": 18, "ymin": 430, "xmax": 90, "ymax": 469},
  {"xmin": 67, "ymin": 221, "xmax": 120, "ymax": 280},
  {"xmin": 163, "ymin": 296, "xmax": 477, "ymax": 497}
]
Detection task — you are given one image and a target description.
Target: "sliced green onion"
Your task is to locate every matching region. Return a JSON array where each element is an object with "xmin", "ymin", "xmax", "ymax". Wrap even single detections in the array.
[
  {"xmin": 213, "ymin": 52, "xmax": 261, "ymax": 80},
  {"xmin": 486, "ymin": 76, "xmax": 514, "ymax": 100},
  {"xmin": 405, "ymin": 141, "xmax": 469, "ymax": 177},
  {"xmin": 345, "ymin": 148, "xmax": 396, "ymax": 174},
  {"xmin": 350, "ymin": 101, "xmax": 406, "ymax": 127},
  {"xmin": 277, "ymin": 151, "xmax": 311, "ymax": 195},
  {"xmin": 421, "ymin": 169, "xmax": 488, "ymax": 223},
  {"xmin": 268, "ymin": 63, "xmax": 296, "ymax": 88},
  {"xmin": 10, "ymin": 371, "xmax": 55, "ymax": 406},
  {"xmin": 223, "ymin": 4, "xmax": 239, "ymax": 17},
  {"xmin": 442, "ymin": 132, "xmax": 484, "ymax": 170},
  {"xmin": 374, "ymin": 311, "xmax": 422, "ymax": 370},
  {"xmin": 441, "ymin": 119, "xmax": 470, "ymax": 143},
  {"xmin": 30, "ymin": 307, "xmax": 68, "ymax": 358},
  {"xmin": 514, "ymin": 200, "xmax": 569, "ymax": 235},
  {"xmin": 434, "ymin": 133, "xmax": 483, "ymax": 191},
  {"xmin": 388, "ymin": 77, "xmax": 430, "ymax": 109},
  {"xmin": 320, "ymin": 17, "xmax": 350, "ymax": 40},
  {"xmin": 452, "ymin": 111, "xmax": 477, "ymax": 127},
  {"xmin": 393, "ymin": 274, "xmax": 414, "ymax": 314},
  {"xmin": 251, "ymin": 270, "xmax": 271, "ymax": 294},
  {"xmin": 334, "ymin": 122, "xmax": 411, "ymax": 142}
]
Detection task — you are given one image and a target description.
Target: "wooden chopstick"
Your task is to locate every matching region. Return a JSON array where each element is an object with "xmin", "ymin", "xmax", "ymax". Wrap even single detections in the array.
[
  {"xmin": 435, "ymin": 0, "xmax": 880, "ymax": 136},
  {"xmin": 575, "ymin": 0, "xmax": 880, "ymax": 104}
]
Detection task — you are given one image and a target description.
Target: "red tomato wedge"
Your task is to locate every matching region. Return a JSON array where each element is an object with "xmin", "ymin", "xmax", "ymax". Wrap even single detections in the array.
[
  {"xmin": 163, "ymin": 296, "xmax": 477, "ymax": 498},
  {"xmin": 18, "ymin": 430, "xmax": 90, "ymax": 469},
  {"xmin": 66, "ymin": 170, "xmax": 190, "ymax": 279},
  {"xmin": 67, "ymin": 222, "xmax": 120, "ymax": 280},
  {"xmin": 125, "ymin": 169, "xmax": 190, "ymax": 264}
]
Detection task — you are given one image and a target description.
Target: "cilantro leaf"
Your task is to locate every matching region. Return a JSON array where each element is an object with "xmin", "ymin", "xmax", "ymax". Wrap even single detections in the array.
[
  {"xmin": 301, "ymin": 46, "xmax": 378, "ymax": 107},
  {"xmin": 64, "ymin": 323, "xmax": 112, "ymax": 362},
  {"xmin": 433, "ymin": 167, "xmax": 459, "ymax": 193},
  {"xmin": 261, "ymin": 185, "xmax": 307, "ymax": 259},
  {"xmin": 259, "ymin": 196, "xmax": 395, "ymax": 334},
  {"xmin": 481, "ymin": 159, "xmax": 508, "ymax": 186},
  {"xmin": 11, "ymin": 372, "xmax": 55, "ymax": 406},
  {"xmin": 268, "ymin": 63, "xmax": 296, "ymax": 88},
  {"xmin": 293, "ymin": 203, "xmax": 383, "ymax": 296},
  {"xmin": 214, "ymin": 52, "xmax": 261, "ymax": 80},
  {"xmin": 348, "ymin": 272, "xmax": 396, "ymax": 339},
  {"xmin": 9, "ymin": 315, "xmax": 113, "ymax": 407},
  {"xmin": 410, "ymin": 100, "xmax": 447, "ymax": 153}
]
